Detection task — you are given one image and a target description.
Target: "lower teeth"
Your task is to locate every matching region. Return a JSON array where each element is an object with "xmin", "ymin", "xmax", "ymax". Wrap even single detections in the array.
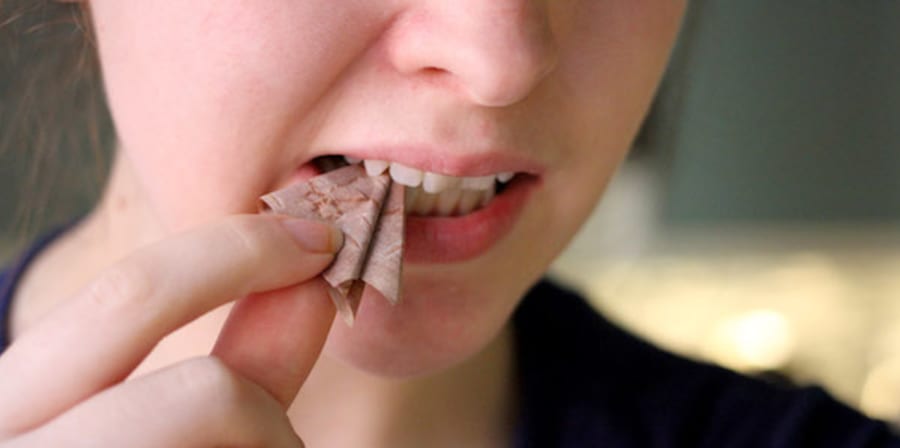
[{"xmin": 406, "ymin": 184, "xmax": 497, "ymax": 216}]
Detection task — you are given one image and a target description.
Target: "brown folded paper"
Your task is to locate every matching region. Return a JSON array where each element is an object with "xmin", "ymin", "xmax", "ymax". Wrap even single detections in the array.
[{"xmin": 259, "ymin": 165, "xmax": 405, "ymax": 325}]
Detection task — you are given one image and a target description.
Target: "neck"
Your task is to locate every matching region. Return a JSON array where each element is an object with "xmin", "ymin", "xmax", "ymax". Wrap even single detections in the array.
[
  {"xmin": 11, "ymin": 152, "xmax": 518, "ymax": 447},
  {"xmin": 10, "ymin": 152, "xmax": 166, "ymax": 337}
]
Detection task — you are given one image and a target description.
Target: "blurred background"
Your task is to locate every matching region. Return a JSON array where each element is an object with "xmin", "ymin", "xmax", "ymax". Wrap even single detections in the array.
[
  {"xmin": 2, "ymin": 0, "xmax": 900, "ymax": 426},
  {"xmin": 553, "ymin": 0, "xmax": 900, "ymax": 425}
]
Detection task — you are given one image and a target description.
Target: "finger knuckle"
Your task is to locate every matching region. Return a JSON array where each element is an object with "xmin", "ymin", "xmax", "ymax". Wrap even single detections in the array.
[
  {"xmin": 183, "ymin": 357, "xmax": 247, "ymax": 406},
  {"xmin": 220, "ymin": 216, "xmax": 271, "ymax": 267},
  {"xmin": 83, "ymin": 261, "xmax": 154, "ymax": 315},
  {"xmin": 179, "ymin": 358, "xmax": 295, "ymax": 446}
]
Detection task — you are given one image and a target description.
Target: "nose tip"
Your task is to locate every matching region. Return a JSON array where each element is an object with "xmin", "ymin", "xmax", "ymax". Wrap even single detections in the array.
[{"xmin": 387, "ymin": 1, "xmax": 559, "ymax": 107}]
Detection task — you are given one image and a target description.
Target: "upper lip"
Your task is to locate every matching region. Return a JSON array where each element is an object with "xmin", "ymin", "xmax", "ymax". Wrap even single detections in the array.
[{"xmin": 313, "ymin": 146, "xmax": 546, "ymax": 178}]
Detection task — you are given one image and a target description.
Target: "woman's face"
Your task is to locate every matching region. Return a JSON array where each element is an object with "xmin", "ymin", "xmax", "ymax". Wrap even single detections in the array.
[{"xmin": 89, "ymin": 0, "xmax": 685, "ymax": 376}]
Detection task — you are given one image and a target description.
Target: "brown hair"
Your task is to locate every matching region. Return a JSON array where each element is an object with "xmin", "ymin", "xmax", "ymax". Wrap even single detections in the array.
[{"xmin": 0, "ymin": 1, "xmax": 112, "ymax": 260}]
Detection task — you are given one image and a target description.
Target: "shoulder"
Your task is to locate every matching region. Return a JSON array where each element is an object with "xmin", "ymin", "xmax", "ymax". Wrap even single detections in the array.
[
  {"xmin": 0, "ymin": 222, "xmax": 80, "ymax": 353},
  {"xmin": 0, "ymin": 264, "xmax": 15, "ymax": 352},
  {"xmin": 512, "ymin": 280, "xmax": 900, "ymax": 448}
]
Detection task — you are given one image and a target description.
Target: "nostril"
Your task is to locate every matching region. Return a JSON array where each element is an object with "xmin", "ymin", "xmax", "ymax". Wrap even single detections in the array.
[
  {"xmin": 421, "ymin": 67, "xmax": 446, "ymax": 76},
  {"xmin": 417, "ymin": 66, "xmax": 452, "ymax": 83}
]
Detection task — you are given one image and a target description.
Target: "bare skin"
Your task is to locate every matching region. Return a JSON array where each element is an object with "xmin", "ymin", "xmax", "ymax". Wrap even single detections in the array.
[
  {"xmin": 3, "ymin": 0, "xmax": 686, "ymax": 446},
  {"xmin": 11, "ymin": 149, "xmax": 516, "ymax": 448}
]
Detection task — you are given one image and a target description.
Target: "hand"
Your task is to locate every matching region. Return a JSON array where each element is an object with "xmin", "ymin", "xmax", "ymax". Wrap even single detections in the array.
[{"xmin": 0, "ymin": 215, "xmax": 342, "ymax": 447}]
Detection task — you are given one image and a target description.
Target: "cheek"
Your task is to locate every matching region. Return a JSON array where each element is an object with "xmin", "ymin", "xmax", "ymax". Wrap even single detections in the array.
[
  {"xmin": 90, "ymin": 1, "xmax": 388, "ymax": 231},
  {"xmin": 93, "ymin": 3, "xmax": 267, "ymax": 226},
  {"xmin": 560, "ymin": 1, "xmax": 684, "ymax": 146},
  {"xmin": 544, "ymin": 0, "xmax": 686, "ymax": 224}
]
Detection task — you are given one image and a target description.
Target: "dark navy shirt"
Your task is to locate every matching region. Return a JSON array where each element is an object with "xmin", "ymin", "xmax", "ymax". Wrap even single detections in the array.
[
  {"xmin": 511, "ymin": 281, "xmax": 900, "ymax": 447},
  {"xmin": 1, "ymin": 230, "xmax": 899, "ymax": 447}
]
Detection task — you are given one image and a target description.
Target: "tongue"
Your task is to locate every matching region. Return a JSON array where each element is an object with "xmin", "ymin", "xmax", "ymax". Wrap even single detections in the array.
[{"xmin": 294, "ymin": 162, "xmax": 321, "ymax": 182}]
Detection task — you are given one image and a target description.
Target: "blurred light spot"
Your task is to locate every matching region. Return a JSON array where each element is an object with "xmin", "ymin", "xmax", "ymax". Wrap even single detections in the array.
[
  {"xmin": 703, "ymin": 309, "xmax": 796, "ymax": 371},
  {"xmin": 860, "ymin": 357, "xmax": 900, "ymax": 422}
]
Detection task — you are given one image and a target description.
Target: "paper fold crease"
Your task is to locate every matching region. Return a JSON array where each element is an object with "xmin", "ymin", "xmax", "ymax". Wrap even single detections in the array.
[{"xmin": 260, "ymin": 165, "xmax": 405, "ymax": 325}]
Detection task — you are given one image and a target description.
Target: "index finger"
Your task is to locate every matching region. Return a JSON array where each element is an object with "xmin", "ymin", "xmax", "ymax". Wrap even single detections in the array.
[{"xmin": 0, "ymin": 214, "xmax": 341, "ymax": 436}]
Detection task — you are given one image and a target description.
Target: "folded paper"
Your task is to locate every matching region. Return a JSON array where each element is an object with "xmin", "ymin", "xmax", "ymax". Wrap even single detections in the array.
[{"xmin": 259, "ymin": 165, "xmax": 405, "ymax": 325}]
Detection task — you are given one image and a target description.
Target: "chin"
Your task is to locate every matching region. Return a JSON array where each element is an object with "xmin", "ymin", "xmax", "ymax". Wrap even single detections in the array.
[{"xmin": 320, "ymin": 272, "xmax": 520, "ymax": 378}]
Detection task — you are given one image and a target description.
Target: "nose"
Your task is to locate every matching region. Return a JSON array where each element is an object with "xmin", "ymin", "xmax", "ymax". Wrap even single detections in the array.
[{"xmin": 386, "ymin": 0, "xmax": 559, "ymax": 107}]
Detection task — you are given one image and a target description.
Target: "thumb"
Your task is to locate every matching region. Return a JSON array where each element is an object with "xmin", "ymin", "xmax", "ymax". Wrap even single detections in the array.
[{"xmin": 211, "ymin": 278, "xmax": 335, "ymax": 408}]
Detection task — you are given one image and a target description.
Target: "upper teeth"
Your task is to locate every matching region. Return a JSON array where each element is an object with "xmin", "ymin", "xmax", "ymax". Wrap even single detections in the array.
[{"xmin": 348, "ymin": 157, "xmax": 514, "ymax": 194}]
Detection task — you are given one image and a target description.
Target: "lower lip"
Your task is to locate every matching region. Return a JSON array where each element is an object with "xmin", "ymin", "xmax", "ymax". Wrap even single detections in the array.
[{"xmin": 404, "ymin": 176, "xmax": 537, "ymax": 264}]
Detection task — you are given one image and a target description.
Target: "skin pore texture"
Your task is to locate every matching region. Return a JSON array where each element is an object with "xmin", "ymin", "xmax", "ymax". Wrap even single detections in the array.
[{"xmin": 10, "ymin": 1, "xmax": 686, "ymax": 446}]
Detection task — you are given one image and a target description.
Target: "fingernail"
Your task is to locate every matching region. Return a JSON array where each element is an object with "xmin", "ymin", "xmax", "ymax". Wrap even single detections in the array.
[{"xmin": 281, "ymin": 219, "xmax": 343, "ymax": 254}]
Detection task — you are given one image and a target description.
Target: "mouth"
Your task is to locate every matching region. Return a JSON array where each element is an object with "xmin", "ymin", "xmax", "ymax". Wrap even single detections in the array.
[
  {"xmin": 293, "ymin": 154, "xmax": 538, "ymax": 264},
  {"xmin": 309, "ymin": 155, "xmax": 530, "ymax": 217}
]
